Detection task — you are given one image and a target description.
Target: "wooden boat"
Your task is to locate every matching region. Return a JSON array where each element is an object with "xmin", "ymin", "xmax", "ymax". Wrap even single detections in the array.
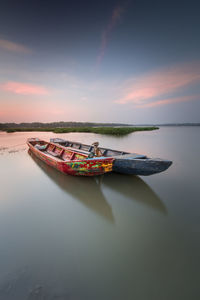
[
  {"xmin": 50, "ymin": 138, "xmax": 173, "ymax": 176},
  {"xmin": 27, "ymin": 138, "xmax": 113, "ymax": 176}
]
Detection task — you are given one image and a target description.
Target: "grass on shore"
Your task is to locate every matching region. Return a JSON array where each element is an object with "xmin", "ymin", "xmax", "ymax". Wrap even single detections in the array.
[{"xmin": 5, "ymin": 126, "xmax": 159, "ymax": 136}]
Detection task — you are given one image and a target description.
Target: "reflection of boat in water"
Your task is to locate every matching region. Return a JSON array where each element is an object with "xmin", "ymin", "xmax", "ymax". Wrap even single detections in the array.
[
  {"xmin": 102, "ymin": 173, "xmax": 167, "ymax": 214},
  {"xmin": 29, "ymin": 150, "xmax": 167, "ymax": 217},
  {"xmin": 28, "ymin": 150, "xmax": 114, "ymax": 223}
]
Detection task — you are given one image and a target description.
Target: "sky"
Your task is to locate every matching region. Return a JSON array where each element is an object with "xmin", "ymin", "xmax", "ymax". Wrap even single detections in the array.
[{"xmin": 0, "ymin": 0, "xmax": 200, "ymax": 124}]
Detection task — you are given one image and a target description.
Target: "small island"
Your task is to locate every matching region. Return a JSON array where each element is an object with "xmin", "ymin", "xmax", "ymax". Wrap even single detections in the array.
[{"xmin": 0, "ymin": 122, "xmax": 159, "ymax": 136}]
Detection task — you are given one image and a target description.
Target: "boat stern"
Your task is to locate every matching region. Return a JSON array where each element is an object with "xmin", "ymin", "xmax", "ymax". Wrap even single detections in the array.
[{"xmin": 113, "ymin": 157, "xmax": 173, "ymax": 176}]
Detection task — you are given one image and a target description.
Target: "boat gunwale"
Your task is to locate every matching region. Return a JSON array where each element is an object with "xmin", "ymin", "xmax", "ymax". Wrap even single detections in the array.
[
  {"xmin": 50, "ymin": 138, "xmax": 130, "ymax": 157},
  {"xmin": 27, "ymin": 139, "xmax": 114, "ymax": 164},
  {"xmin": 50, "ymin": 139, "xmax": 172, "ymax": 162}
]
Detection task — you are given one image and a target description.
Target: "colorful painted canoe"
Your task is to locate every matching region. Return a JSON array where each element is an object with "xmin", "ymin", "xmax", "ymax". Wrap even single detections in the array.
[
  {"xmin": 27, "ymin": 138, "xmax": 113, "ymax": 176},
  {"xmin": 50, "ymin": 138, "xmax": 173, "ymax": 176}
]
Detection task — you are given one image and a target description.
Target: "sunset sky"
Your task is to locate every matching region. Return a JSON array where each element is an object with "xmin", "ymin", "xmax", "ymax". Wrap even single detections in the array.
[{"xmin": 0, "ymin": 0, "xmax": 200, "ymax": 124}]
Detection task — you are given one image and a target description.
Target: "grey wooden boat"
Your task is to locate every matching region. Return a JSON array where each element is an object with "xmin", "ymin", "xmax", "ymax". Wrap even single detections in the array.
[{"xmin": 50, "ymin": 138, "xmax": 172, "ymax": 176}]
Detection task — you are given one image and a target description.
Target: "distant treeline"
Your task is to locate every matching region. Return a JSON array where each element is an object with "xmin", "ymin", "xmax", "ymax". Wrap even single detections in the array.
[
  {"xmin": 3, "ymin": 127, "xmax": 159, "ymax": 136},
  {"xmin": 157, "ymin": 123, "xmax": 200, "ymax": 126},
  {"xmin": 138, "ymin": 123, "xmax": 200, "ymax": 126},
  {"xmin": 0, "ymin": 122, "xmax": 131, "ymax": 129},
  {"xmin": 0, "ymin": 122, "xmax": 199, "ymax": 130}
]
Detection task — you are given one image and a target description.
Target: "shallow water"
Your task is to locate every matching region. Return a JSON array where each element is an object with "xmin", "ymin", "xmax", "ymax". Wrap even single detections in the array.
[{"xmin": 0, "ymin": 128, "xmax": 200, "ymax": 300}]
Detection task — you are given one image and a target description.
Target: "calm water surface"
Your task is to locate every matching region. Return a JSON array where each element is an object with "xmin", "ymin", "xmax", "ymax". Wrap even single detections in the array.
[{"xmin": 0, "ymin": 127, "xmax": 200, "ymax": 300}]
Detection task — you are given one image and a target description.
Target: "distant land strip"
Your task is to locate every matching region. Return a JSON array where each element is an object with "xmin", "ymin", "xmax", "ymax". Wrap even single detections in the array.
[
  {"xmin": 0, "ymin": 121, "xmax": 199, "ymax": 135},
  {"xmin": 0, "ymin": 122, "xmax": 131, "ymax": 129},
  {"xmin": 0, "ymin": 122, "xmax": 199, "ymax": 129},
  {"xmin": 0, "ymin": 126, "xmax": 159, "ymax": 136}
]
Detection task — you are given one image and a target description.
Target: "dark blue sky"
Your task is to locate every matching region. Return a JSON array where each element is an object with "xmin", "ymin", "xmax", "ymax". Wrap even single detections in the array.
[{"xmin": 0, "ymin": 0, "xmax": 200, "ymax": 123}]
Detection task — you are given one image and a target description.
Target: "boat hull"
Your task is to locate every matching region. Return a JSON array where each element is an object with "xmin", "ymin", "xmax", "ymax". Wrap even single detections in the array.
[
  {"xmin": 113, "ymin": 155, "xmax": 172, "ymax": 175},
  {"xmin": 27, "ymin": 141, "xmax": 113, "ymax": 176},
  {"xmin": 50, "ymin": 138, "xmax": 173, "ymax": 176}
]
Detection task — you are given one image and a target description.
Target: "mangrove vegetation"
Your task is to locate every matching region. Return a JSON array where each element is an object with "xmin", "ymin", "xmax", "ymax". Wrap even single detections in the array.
[{"xmin": 3, "ymin": 126, "xmax": 159, "ymax": 136}]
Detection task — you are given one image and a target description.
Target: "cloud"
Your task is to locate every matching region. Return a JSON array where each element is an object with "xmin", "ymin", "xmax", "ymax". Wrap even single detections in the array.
[
  {"xmin": 135, "ymin": 95, "xmax": 199, "ymax": 108},
  {"xmin": 1, "ymin": 81, "xmax": 49, "ymax": 96},
  {"xmin": 116, "ymin": 62, "xmax": 200, "ymax": 107},
  {"xmin": 0, "ymin": 39, "xmax": 31, "ymax": 54},
  {"xmin": 0, "ymin": 100, "xmax": 87, "ymax": 123},
  {"xmin": 97, "ymin": 4, "xmax": 125, "ymax": 65}
]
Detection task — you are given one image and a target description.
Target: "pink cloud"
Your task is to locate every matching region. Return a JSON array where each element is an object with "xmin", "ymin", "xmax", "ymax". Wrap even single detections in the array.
[
  {"xmin": 0, "ymin": 39, "xmax": 31, "ymax": 54},
  {"xmin": 97, "ymin": 5, "xmax": 125, "ymax": 65},
  {"xmin": 116, "ymin": 62, "xmax": 200, "ymax": 106},
  {"xmin": 0, "ymin": 106, "xmax": 58, "ymax": 123},
  {"xmin": 136, "ymin": 95, "xmax": 199, "ymax": 108},
  {"xmin": 0, "ymin": 100, "xmax": 86, "ymax": 123},
  {"xmin": 1, "ymin": 81, "xmax": 50, "ymax": 96}
]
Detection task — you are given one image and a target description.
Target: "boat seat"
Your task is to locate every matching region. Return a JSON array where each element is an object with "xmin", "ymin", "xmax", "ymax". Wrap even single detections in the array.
[
  {"xmin": 114, "ymin": 153, "xmax": 147, "ymax": 159},
  {"xmin": 66, "ymin": 147, "xmax": 91, "ymax": 155},
  {"xmin": 114, "ymin": 153, "xmax": 147, "ymax": 160},
  {"xmin": 35, "ymin": 144, "xmax": 48, "ymax": 151},
  {"xmin": 47, "ymin": 150, "xmax": 63, "ymax": 159}
]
